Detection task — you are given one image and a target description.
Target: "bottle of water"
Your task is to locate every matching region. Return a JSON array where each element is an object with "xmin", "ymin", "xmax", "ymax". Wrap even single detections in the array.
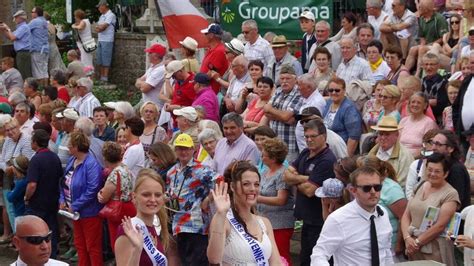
[{"xmin": 58, "ymin": 209, "xmax": 80, "ymax": 220}]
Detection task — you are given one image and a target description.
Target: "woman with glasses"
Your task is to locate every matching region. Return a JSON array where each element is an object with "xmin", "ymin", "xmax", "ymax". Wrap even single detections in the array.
[
  {"xmin": 139, "ymin": 101, "xmax": 167, "ymax": 153},
  {"xmin": 399, "ymin": 92, "xmax": 439, "ymax": 157},
  {"xmin": 400, "ymin": 153, "xmax": 459, "ymax": 265},
  {"xmin": 358, "ymin": 155, "xmax": 407, "ymax": 259},
  {"xmin": 240, "ymin": 76, "xmax": 273, "ymax": 134},
  {"xmin": 363, "ymin": 80, "xmax": 390, "ymax": 133},
  {"xmin": 197, "ymin": 128, "xmax": 221, "ymax": 169},
  {"xmin": 379, "ymin": 84, "xmax": 402, "ymax": 123},
  {"xmin": 322, "ymin": 77, "xmax": 362, "ymax": 156},
  {"xmin": 235, "ymin": 60, "xmax": 265, "ymax": 114},
  {"xmin": 367, "ymin": 40, "xmax": 391, "ymax": 82}
]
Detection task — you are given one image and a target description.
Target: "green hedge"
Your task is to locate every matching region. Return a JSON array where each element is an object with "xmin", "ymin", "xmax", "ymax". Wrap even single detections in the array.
[{"xmin": 92, "ymin": 85, "xmax": 141, "ymax": 106}]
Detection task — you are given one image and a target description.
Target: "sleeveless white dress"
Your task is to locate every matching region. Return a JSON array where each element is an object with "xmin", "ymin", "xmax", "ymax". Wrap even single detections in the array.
[
  {"xmin": 76, "ymin": 19, "xmax": 94, "ymax": 68},
  {"xmin": 222, "ymin": 217, "xmax": 272, "ymax": 265}
]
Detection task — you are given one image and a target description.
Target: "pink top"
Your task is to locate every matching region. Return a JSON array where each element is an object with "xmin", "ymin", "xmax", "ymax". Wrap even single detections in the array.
[
  {"xmin": 244, "ymin": 98, "xmax": 265, "ymax": 123},
  {"xmin": 400, "ymin": 100, "xmax": 436, "ymax": 121},
  {"xmin": 399, "ymin": 115, "xmax": 439, "ymax": 156}
]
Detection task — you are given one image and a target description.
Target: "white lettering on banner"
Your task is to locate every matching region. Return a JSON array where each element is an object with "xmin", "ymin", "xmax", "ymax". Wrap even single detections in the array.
[{"xmin": 239, "ymin": 2, "xmax": 330, "ymax": 24}]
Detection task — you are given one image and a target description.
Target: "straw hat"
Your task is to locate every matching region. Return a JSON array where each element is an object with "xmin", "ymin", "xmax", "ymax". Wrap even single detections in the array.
[{"xmin": 371, "ymin": 116, "xmax": 401, "ymax": 132}]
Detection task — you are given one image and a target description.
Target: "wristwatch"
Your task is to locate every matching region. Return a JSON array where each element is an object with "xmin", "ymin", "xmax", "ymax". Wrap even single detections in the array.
[{"xmin": 414, "ymin": 238, "xmax": 421, "ymax": 246}]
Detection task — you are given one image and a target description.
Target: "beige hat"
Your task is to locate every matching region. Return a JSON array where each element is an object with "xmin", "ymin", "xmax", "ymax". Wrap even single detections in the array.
[
  {"xmin": 179, "ymin": 37, "xmax": 198, "ymax": 51},
  {"xmin": 165, "ymin": 60, "xmax": 184, "ymax": 79},
  {"xmin": 272, "ymin": 35, "xmax": 288, "ymax": 48},
  {"xmin": 371, "ymin": 116, "xmax": 400, "ymax": 132},
  {"xmin": 13, "ymin": 10, "xmax": 27, "ymax": 21},
  {"xmin": 56, "ymin": 108, "xmax": 80, "ymax": 121},
  {"xmin": 225, "ymin": 38, "xmax": 245, "ymax": 55},
  {"xmin": 173, "ymin": 106, "xmax": 198, "ymax": 122},
  {"xmin": 280, "ymin": 64, "xmax": 296, "ymax": 75}
]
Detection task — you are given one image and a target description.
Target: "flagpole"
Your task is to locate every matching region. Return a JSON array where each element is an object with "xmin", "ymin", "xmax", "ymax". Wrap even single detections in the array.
[{"xmin": 154, "ymin": 0, "xmax": 167, "ymax": 35}]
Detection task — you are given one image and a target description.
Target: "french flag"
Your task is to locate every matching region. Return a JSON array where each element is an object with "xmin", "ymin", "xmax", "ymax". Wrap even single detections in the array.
[{"xmin": 157, "ymin": 0, "xmax": 209, "ymax": 49}]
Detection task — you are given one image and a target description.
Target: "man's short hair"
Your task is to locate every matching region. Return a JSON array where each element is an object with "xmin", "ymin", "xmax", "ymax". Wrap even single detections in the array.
[
  {"xmin": 356, "ymin": 23, "xmax": 374, "ymax": 36},
  {"xmin": 221, "ymin": 112, "xmax": 244, "ymax": 128},
  {"xmin": 253, "ymin": 125, "xmax": 277, "ymax": 138},
  {"xmin": 25, "ymin": 77, "xmax": 39, "ymax": 91},
  {"xmin": 298, "ymin": 73, "xmax": 317, "ymax": 89},
  {"xmin": 33, "ymin": 122, "xmax": 52, "ymax": 136},
  {"xmin": 93, "ymin": 106, "xmax": 108, "ymax": 115},
  {"xmin": 34, "ymin": 6, "xmax": 44, "ymax": 16},
  {"xmin": 1, "ymin": 57, "xmax": 14, "ymax": 67},
  {"xmin": 32, "ymin": 129, "xmax": 50, "ymax": 148},
  {"xmin": 15, "ymin": 102, "xmax": 31, "ymax": 114},
  {"xmin": 303, "ymin": 119, "xmax": 326, "ymax": 136},
  {"xmin": 76, "ymin": 77, "xmax": 93, "ymax": 92},
  {"xmin": 242, "ymin": 19, "xmax": 258, "ymax": 30},
  {"xmin": 349, "ymin": 166, "xmax": 381, "ymax": 186},
  {"xmin": 422, "ymin": 52, "xmax": 440, "ymax": 64},
  {"xmin": 366, "ymin": 0, "xmax": 383, "ymax": 8},
  {"xmin": 52, "ymin": 69, "xmax": 67, "ymax": 85},
  {"xmin": 125, "ymin": 117, "xmax": 145, "ymax": 136}
]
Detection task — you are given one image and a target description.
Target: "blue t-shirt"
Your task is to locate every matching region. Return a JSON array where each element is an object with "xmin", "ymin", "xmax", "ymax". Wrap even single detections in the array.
[
  {"xmin": 12, "ymin": 22, "xmax": 31, "ymax": 52},
  {"xmin": 379, "ymin": 178, "xmax": 406, "ymax": 247},
  {"xmin": 7, "ymin": 177, "xmax": 28, "ymax": 217},
  {"xmin": 28, "ymin": 16, "xmax": 49, "ymax": 53}
]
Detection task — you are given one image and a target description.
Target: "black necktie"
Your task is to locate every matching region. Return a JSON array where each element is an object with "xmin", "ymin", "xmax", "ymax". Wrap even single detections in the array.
[{"xmin": 370, "ymin": 215, "xmax": 380, "ymax": 266}]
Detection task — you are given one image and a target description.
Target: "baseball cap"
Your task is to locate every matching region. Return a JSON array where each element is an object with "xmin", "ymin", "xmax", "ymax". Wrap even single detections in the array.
[
  {"xmin": 201, "ymin": 23, "xmax": 223, "ymax": 35},
  {"xmin": 56, "ymin": 108, "xmax": 80, "ymax": 121},
  {"xmin": 144, "ymin": 43, "xmax": 167, "ymax": 56},
  {"xmin": 165, "ymin": 60, "xmax": 184, "ymax": 79},
  {"xmin": 299, "ymin": 11, "xmax": 315, "ymax": 21},
  {"xmin": 174, "ymin": 133, "xmax": 194, "ymax": 148},
  {"xmin": 280, "ymin": 64, "xmax": 296, "ymax": 75},
  {"xmin": 295, "ymin": 107, "xmax": 321, "ymax": 121},
  {"xmin": 272, "ymin": 35, "xmax": 288, "ymax": 48},
  {"xmin": 469, "ymin": 26, "xmax": 474, "ymax": 35},
  {"xmin": 179, "ymin": 37, "xmax": 198, "ymax": 52},
  {"xmin": 194, "ymin": 73, "xmax": 211, "ymax": 85},
  {"xmin": 315, "ymin": 178, "xmax": 345, "ymax": 198},
  {"xmin": 173, "ymin": 106, "xmax": 198, "ymax": 122},
  {"xmin": 0, "ymin": 103, "xmax": 12, "ymax": 114}
]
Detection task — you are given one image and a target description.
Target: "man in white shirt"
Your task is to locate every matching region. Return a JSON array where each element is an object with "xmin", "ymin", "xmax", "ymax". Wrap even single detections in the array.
[
  {"xmin": 223, "ymin": 55, "xmax": 251, "ymax": 113},
  {"xmin": 242, "ymin": 19, "xmax": 274, "ymax": 70},
  {"xmin": 308, "ymin": 21, "xmax": 342, "ymax": 71},
  {"xmin": 122, "ymin": 117, "xmax": 145, "ymax": 182},
  {"xmin": 135, "ymin": 43, "xmax": 167, "ymax": 109},
  {"xmin": 14, "ymin": 102, "xmax": 35, "ymax": 136},
  {"xmin": 11, "ymin": 215, "xmax": 68, "ymax": 265},
  {"xmin": 311, "ymin": 167, "xmax": 393, "ymax": 266},
  {"xmin": 367, "ymin": 0, "xmax": 389, "ymax": 39},
  {"xmin": 95, "ymin": 0, "xmax": 116, "ymax": 83},
  {"xmin": 336, "ymin": 38, "xmax": 375, "ymax": 87},
  {"xmin": 76, "ymin": 77, "xmax": 101, "ymax": 118}
]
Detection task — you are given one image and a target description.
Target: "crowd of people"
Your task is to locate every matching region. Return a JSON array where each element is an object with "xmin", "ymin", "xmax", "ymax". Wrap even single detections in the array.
[{"xmin": 0, "ymin": 0, "xmax": 474, "ymax": 265}]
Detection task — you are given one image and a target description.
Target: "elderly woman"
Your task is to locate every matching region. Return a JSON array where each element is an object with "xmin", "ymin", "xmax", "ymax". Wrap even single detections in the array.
[
  {"xmin": 139, "ymin": 101, "xmax": 167, "ymax": 153},
  {"xmin": 180, "ymin": 36, "xmax": 199, "ymax": 73},
  {"xmin": 330, "ymin": 12, "xmax": 357, "ymax": 43},
  {"xmin": 362, "ymin": 80, "xmax": 390, "ymax": 132},
  {"xmin": 400, "ymin": 153, "xmax": 459, "ymax": 265},
  {"xmin": 0, "ymin": 117, "xmax": 34, "ymax": 243},
  {"xmin": 97, "ymin": 142, "xmax": 136, "ymax": 250},
  {"xmin": 241, "ymin": 76, "xmax": 274, "ymax": 134},
  {"xmin": 309, "ymin": 46, "xmax": 334, "ymax": 97},
  {"xmin": 399, "ymin": 92, "xmax": 439, "ymax": 157},
  {"xmin": 385, "ymin": 46, "xmax": 410, "ymax": 85},
  {"xmin": 257, "ymin": 138, "xmax": 294, "ymax": 265},
  {"xmin": 398, "ymin": 76, "xmax": 435, "ymax": 121},
  {"xmin": 379, "ymin": 84, "xmax": 401, "ymax": 122},
  {"xmin": 147, "ymin": 142, "xmax": 177, "ymax": 177},
  {"xmin": 197, "ymin": 128, "xmax": 221, "ymax": 168},
  {"xmin": 92, "ymin": 106, "xmax": 115, "ymax": 142},
  {"xmin": 71, "ymin": 9, "xmax": 94, "ymax": 68},
  {"xmin": 59, "ymin": 131, "xmax": 103, "ymax": 265},
  {"xmin": 107, "ymin": 101, "xmax": 136, "ymax": 129},
  {"xmin": 358, "ymin": 155, "xmax": 407, "ymax": 256},
  {"xmin": 322, "ymin": 77, "xmax": 362, "ymax": 156},
  {"xmin": 367, "ymin": 40, "xmax": 391, "ymax": 82}
]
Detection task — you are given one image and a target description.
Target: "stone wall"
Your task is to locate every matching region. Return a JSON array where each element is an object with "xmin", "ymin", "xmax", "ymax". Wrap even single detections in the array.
[{"xmin": 109, "ymin": 32, "xmax": 147, "ymax": 91}]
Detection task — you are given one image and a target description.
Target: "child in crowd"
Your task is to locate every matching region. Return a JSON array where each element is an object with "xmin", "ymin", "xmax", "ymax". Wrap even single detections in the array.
[
  {"xmin": 442, "ymin": 79, "xmax": 461, "ymax": 131},
  {"xmin": 6, "ymin": 156, "xmax": 29, "ymax": 219}
]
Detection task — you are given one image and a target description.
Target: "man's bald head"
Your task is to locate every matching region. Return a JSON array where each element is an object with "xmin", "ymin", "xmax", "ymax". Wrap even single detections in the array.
[{"xmin": 13, "ymin": 215, "xmax": 51, "ymax": 265}]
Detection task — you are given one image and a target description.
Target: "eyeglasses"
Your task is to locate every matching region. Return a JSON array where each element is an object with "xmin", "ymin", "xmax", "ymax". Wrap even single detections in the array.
[
  {"xmin": 451, "ymin": 20, "xmax": 460, "ymax": 25},
  {"xmin": 430, "ymin": 141, "xmax": 448, "ymax": 147},
  {"xmin": 18, "ymin": 231, "xmax": 52, "ymax": 245},
  {"xmin": 328, "ymin": 88, "xmax": 341, "ymax": 93},
  {"xmin": 242, "ymin": 31, "xmax": 251, "ymax": 34},
  {"xmin": 304, "ymin": 133, "xmax": 323, "ymax": 139},
  {"xmin": 380, "ymin": 95, "xmax": 393, "ymax": 99},
  {"xmin": 355, "ymin": 184, "xmax": 383, "ymax": 193}
]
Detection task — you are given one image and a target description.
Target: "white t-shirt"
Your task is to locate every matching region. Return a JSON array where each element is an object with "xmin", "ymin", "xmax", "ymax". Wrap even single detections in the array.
[
  {"xmin": 368, "ymin": 11, "xmax": 389, "ymax": 39},
  {"xmin": 142, "ymin": 63, "xmax": 165, "ymax": 108},
  {"xmin": 98, "ymin": 10, "xmax": 116, "ymax": 42},
  {"xmin": 371, "ymin": 60, "xmax": 391, "ymax": 82},
  {"xmin": 122, "ymin": 142, "xmax": 145, "ymax": 184},
  {"xmin": 12, "ymin": 257, "xmax": 68, "ymax": 266},
  {"xmin": 461, "ymin": 45, "xmax": 474, "ymax": 59},
  {"xmin": 462, "ymin": 79, "xmax": 474, "ymax": 131}
]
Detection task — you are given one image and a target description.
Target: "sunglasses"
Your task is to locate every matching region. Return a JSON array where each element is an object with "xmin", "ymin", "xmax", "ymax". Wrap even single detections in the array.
[
  {"xmin": 328, "ymin": 88, "xmax": 341, "ymax": 93},
  {"xmin": 19, "ymin": 231, "xmax": 52, "ymax": 245},
  {"xmin": 451, "ymin": 20, "xmax": 460, "ymax": 25},
  {"xmin": 355, "ymin": 184, "xmax": 382, "ymax": 193}
]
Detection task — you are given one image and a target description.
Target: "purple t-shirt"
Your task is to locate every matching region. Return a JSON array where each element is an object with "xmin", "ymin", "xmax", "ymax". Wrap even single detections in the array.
[{"xmin": 116, "ymin": 223, "xmax": 165, "ymax": 266}]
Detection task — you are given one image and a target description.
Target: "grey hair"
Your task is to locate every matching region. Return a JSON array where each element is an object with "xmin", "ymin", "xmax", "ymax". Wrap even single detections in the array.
[
  {"xmin": 8, "ymin": 91, "xmax": 26, "ymax": 105},
  {"xmin": 221, "ymin": 112, "xmax": 244, "ymax": 128},
  {"xmin": 316, "ymin": 20, "xmax": 331, "ymax": 32},
  {"xmin": 233, "ymin": 55, "xmax": 249, "ymax": 69},
  {"xmin": 198, "ymin": 119, "xmax": 223, "ymax": 139},
  {"xmin": 298, "ymin": 73, "xmax": 317, "ymax": 90},
  {"xmin": 263, "ymin": 31, "xmax": 276, "ymax": 41},
  {"xmin": 242, "ymin": 19, "xmax": 258, "ymax": 30},
  {"xmin": 114, "ymin": 101, "xmax": 136, "ymax": 120},
  {"xmin": 0, "ymin": 114, "xmax": 13, "ymax": 128},
  {"xmin": 340, "ymin": 37, "xmax": 355, "ymax": 48},
  {"xmin": 422, "ymin": 52, "xmax": 440, "ymax": 64},
  {"xmin": 15, "ymin": 102, "xmax": 31, "ymax": 114},
  {"xmin": 77, "ymin": 77, "xmax": 93, "ymax": 92},
  {"xmin": 67, "ymin": 49, "xmax": 79, "ymax": 58},
  {"xmin": 74, "ymin": 117, "xmax": 95, "ymax": 137},
  {"xmin": 366, "ymin": 0, "xmax": 383, "ymax": 8},
  {"xmin": 198, "ymin": 128, "xmax": 221, "ymax": 144}
]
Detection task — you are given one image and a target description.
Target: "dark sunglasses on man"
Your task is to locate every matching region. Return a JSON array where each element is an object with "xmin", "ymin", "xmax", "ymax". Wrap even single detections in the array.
[
  {"xmin": 355, "ymin": 184, "xmax": 383, "ymax": 193},
  {"xmin": 18, "ymin": 231, "xmax": 52, "ymax": 245}
]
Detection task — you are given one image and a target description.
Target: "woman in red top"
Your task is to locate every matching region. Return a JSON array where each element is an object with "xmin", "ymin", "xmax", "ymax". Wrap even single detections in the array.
[
  {"xmin": 242, "ymin": 76, "xmax": 274, "ymax": 135},
  {"xmin": 51, "ymin": 69, "xmax": 71, "ymax": 104}
]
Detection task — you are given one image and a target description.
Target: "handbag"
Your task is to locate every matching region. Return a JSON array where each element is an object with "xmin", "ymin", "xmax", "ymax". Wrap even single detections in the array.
[
  {"xmin": 99, "ymin": 171, "xmax": 136, "ymax": 222},
  {"xmin": 76, "ymin": 31, "xmax": 97, "ymax": 53}
]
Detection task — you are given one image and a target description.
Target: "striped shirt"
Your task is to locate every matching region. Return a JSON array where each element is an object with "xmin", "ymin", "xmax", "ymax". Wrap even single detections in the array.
[
  {"xmin": 77, "ymin": 92, "xmax": 101, "ymax": 118},
  {"xmin": 336, "ymin": 56, "xmax": 375, "ymax": 86},
  {"xmin": 269, "ymin": 87, "xmax": 303, "ymax": 156},
  {"xmin": 244, "ymin": 35, "xmax": 274, "ymax": 70},
  {"xmin": 0, "ymin": 134, "xmax": 35, "ymax": 171}
]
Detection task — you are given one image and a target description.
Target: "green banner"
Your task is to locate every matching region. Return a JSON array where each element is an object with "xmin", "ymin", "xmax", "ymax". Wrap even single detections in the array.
[{"xmin": 220, "ymin": 0, "xmax": 333, "ymax": 40}]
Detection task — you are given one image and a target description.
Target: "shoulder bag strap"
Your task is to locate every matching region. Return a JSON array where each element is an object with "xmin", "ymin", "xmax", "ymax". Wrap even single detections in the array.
[{"xmin": 116, "ymin": 170, "xmax": 122, "ymax": 200}]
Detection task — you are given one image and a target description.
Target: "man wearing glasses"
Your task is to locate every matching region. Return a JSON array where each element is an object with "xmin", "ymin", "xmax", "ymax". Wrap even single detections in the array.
[
  {"xmin": 241, "ymin": 19, "xmax": 274, "ymax": 71},
  {"xmin": 283, "ymin": 119, "xmax": 337, "ymax": 266},
  {"xmin": 310, "ymin": 167, "xmax": 393, "ymax": 265},
  {"xmin": 369, "ymin": 116, "xmax": 414, "ymax": 188},
  {"xmin": 11, "ymin": 215, "xmax": 67, "ymax": 265}
]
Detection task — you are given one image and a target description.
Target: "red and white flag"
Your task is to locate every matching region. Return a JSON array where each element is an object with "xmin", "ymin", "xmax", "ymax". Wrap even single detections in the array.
[{"xmin": 157, "ymin": 0, "xmax": 209, "ymax": 49}]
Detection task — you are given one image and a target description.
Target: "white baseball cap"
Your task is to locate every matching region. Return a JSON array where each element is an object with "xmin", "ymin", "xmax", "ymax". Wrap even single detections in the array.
[
  {"xmin": 299, "ymin": 11, "xmax": 315, "ymax": 21},
  {"xmin": 173, "ymin": 106, "xmax": 198, "ymax": 122}
]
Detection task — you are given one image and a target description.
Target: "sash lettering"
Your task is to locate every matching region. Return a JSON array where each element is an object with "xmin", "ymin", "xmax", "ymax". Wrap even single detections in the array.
[{"xmin": 131, "ymin": 217, "xmax": 168, "ymax": 266}]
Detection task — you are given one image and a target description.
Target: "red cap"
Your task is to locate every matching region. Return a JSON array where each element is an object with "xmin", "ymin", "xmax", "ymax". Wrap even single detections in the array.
[{"xmin": 144, "ymin": 44, "xmax": 166, "ymax": 56}]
